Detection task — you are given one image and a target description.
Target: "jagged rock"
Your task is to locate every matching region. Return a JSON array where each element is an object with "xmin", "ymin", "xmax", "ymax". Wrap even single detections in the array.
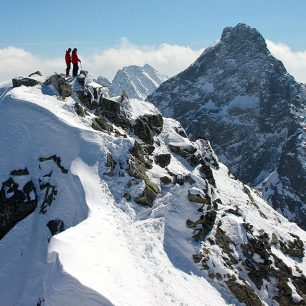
[
  {"xmin": 129, "ymin": 140, "xmax": 153, "ymax": 169},
  {"xmin": 120, "ymin": 90, "xmax": 129, "ymax": 102},
  {"xmin": 199, "ymin": 161, "xmax": 216, "ymax": 187},
  {"xmin": 39, "ymin": 155, "xmax": 68, "ymax": 174},
  {"xmin": 10, "ymin": 168, "xmax": 29, "ymax": 176},
  {"xmin": 12, "ymin": 77, "xmax": 40, "ymax": 88},
  {"xmin": 226, "ymin": 276, "xmax": 262, "ymax": 306},
  {"xmin": 127, "ymin": 155, "xmax": 160, "ymax": 206},
  {"xmin": 77, "ymin": 89, "xmax": 96, "ymax": 110},
  {"xmin": 44, "ymin": 74, "xmax": 71, "ymax": 99},
  {"xmin": 28, "ymin": 71, "xmax": 42, "ymax": 77},
  {"xmin": 154, "ymin": 153, "xmax": 171, "ymax": 168},
  {"xmin": 100, "ymin": 97, "xmax": 131, "ymax": 131},
  {"xmin": 133, "ymin": 118, "xmax": 154, "ymax": 144},
  {"xmin": 174, "ymin": 126, "xmax": 188, "ymax": 138},
  {"xmin": 188, "ymin": 187, "xmax": 210, "ymax": 205},
  {"xmin": 47, "ymin": 219, "xmax": 64, "ymax": 236},
  {"xmin": 196, "ymin": 139, "xmax": 219, "ymax": 169},
  {"xmin": 39, "ymin": 179, "xmax": 57, "ymax": 214},
  {"xmin": 104, "ymin": 153, "xmax": 117, "ymax": 176},
  {"xmin": 160, "ymin": 176, "xmax": 172, "ymax": 185},
  {"xmin": 192, "ymin": 210, "xmax": 217, "ymax": 241},
  {"xmin": 0, "ymin": 176, "xmax": 37, "ymax": 239},
  {"xmin": 74, "ymin": 103, "xmax": 86, "ymax": 117},
  {"xmin": 215, "ymin": 226, "xmax": 238, "ymax": 266},
  {"xmin": 279, "ymin": 235, "xmax": 304, "ymax": 259},
  {"xmin": 91, "ymin": 117, "xmax": 113, "ymax": 134},
  {"xmin": 135, "ymin": 179, "xmax": 160, "ymax": 207}
]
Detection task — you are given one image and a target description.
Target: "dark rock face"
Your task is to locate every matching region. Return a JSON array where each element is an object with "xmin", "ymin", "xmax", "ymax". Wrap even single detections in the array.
[
  {"xmin": 47, "ymin": 219, "xmax": 64, "ymax": 236},
  {"xmin": 44, "ymin": 74, "xmax": 72, "ymax": 99},
  {"xmin": 148, "ymin": 23, "xmax": 306, "ymax": 229},
  {"xmin": 154, "ymin": 154, "xmax": 171, "ymax": 168},
  {"xmin": 12, "ymin": 77, "xmax": 40, "ymax": 88},
  {"xmin": 0, "ymin": 172, "xmax": 37, "ymax": 239}
]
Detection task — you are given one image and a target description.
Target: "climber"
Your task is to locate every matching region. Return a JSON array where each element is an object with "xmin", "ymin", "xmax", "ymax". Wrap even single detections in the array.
[
  {"xmin": 71, "ymin": 48, "xmax": 81, "ymax": 77},
  {"xmin": 65, "ymin": 48, "xmax": 72, "ymax": 77}
]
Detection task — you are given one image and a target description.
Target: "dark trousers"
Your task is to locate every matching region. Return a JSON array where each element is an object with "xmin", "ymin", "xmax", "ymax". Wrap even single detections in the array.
[
  {"xmin": 73, "ymin": 63, "xmax": 79, "ymax": 77},
  {"xmin": 66, "ymin": 62, "xmax": 71, "ymax": 77}
]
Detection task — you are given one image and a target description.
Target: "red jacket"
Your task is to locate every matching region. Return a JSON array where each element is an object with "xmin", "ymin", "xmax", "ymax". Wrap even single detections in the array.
[
  {"xmin": 71, "ymin": 51, "xmax": 80, "ymax": 64},
  {"xmin": 65, "ymin": 51, "xmax": 71, "ymax": 63}
]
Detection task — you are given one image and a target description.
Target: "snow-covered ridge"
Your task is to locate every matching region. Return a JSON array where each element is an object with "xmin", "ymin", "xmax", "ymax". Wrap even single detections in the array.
[
  {"xmin": 97, "ymin": 64, "xmax": 168, "ymax": 100},
  {"xmin": 0, "ymin": 71, "xmax": 305, "ymax": 306}
]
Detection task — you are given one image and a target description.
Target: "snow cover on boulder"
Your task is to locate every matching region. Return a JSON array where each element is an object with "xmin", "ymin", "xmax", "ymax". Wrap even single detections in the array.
[
  {"xmin": 0, "ymin": 72, "xmax": 305, "ymax": 306},
  {"xmin": 97, "ymin": 64, "xmax": 168, "ymax": 100},
  {"xmin": 148, "ymin": 23, "xmax": 306, "ymax": 231}
]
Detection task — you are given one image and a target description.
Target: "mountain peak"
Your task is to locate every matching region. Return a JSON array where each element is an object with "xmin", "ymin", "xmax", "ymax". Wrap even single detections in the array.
[{"xmin": 220, "ymin": 23, "xmax": 267, "ymax": 51}]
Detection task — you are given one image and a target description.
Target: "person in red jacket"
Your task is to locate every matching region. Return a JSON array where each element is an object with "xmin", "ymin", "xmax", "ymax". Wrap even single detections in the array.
[
  {"xmin": 71, "ymin": 48, "xmax": 81, "ymax": 77},
  {"xmin": 65, "ymin": 48, "xmax": 72, "ymax": 77}
]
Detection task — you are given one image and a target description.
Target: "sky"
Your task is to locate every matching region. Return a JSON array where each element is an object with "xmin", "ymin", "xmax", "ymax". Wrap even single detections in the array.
[{"xmin": 0, "ymin": 0, "xmax": 306, "ymax": 82}]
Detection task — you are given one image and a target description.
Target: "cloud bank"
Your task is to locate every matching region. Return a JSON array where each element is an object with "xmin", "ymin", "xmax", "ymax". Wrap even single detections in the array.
[
  {"xmin": 0, "ymin": 39, "xmax": 203, "ymax": 83},
  {"xmin": 0, "ymin": 39, "xmax": 305, "ymax": 84},
  {"xmin": 267, "ymin": 40, "xmax": 306, "ymax": 83}
]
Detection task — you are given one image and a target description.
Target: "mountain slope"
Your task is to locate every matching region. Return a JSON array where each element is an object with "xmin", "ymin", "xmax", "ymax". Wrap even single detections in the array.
[
  {"xmin": 97, "ymin": 64, "xmax": 168, "ymax": 100},
  {"xmin": 0, "ymin": 72, "xmax": 305, "ymax": 306},
  {"xmin": 148, "ymin": 23, "xmax": 306, "ymax": 230}
]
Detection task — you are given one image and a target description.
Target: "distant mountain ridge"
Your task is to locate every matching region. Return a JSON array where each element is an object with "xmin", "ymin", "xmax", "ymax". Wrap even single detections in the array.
[
  {"xmin": 148, "ymin": 23, "xmax": 306, "ymax": 229},
  {"xmin": 97, "ymin": 64, "xmax": 168, "ymax": 100}
]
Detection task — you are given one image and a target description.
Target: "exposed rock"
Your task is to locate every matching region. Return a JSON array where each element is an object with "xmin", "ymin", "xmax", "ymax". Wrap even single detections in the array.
[
  {"xmin": 47, "ymin": 219, "xmax": 64, "ymax": 236},
  {"xmin": 100, "ymin": 97, "xmax": 131, "ymax": 131},
  {"xmin": 160, "ymin": 176, "xmax": 172, "ymax": 185},
  {"xmin": 91, "ymin": 117, "xmax": 113, "ymax": 134},
  {"xmin": 12, "ymin": 77, "xmax": 40, "ymax": 88},
  {"xmin": 199, "ymin": 161, "xmax": 216, "ymax": 187},
  {"xmin": 28, "ymin": 71, "xmax": 42, "ymax": 77},
  {"xmin": 133, "ymin": 118, "xmax": 154, "ymax": 144},
  {"xmin": 104, "ymin": 153, "xmax": 117, "ymax": 176},
  {"xmin": 39, "ymin": 155, "xmax": 68, "ymax": 174},
  {"xmin": 192, "ymin": 210, "xmax": 217, "ymax": 241},
  {"xmin": 135, "ymin": 179, "xmax": 160, "ymax": 207},
  {"xmin": 10, "ymin": 168, "xmax": 29, "ymax": 176},
  {"xmin": 154, "ymin": 153, "xmax": 171, "ymax": 168},
  {"xmin": 74, "ymin": 103, "xmax": 86, "ymax": 117},
  {"xmin": 187, "ymin": 187, "xmax": 210, "ymax": 205},
  {"xmin": 174, "ymin": 126, "xmax": 188, "ymax": 138},
  {"xmin": 0, "ymin": 176, "xmax": 37, "ymax": 239},
  {"xmin": 129, "ymin": 140, "xmax": 153, "ymax": 169},
  {"xmin": 226, "ymin": 277, "xmax": 262, "ymax": 306},
  {"xmin": 44, "ymin": 74, "xmax": 71, "ymax": 99},
  {"xmin": 279, "ymin": 235, "xmax": 304, "ymax": 259},
  {"xmin": 120, "ymin": 90, "xmax": 129, "ymax": 102}
]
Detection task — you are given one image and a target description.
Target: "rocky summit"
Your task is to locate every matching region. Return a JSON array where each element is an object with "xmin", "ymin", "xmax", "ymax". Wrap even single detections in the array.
[
  {"xmin": 97, "ymin": 64, "xmax": 168, "ymax": 100},
  {"xmin": 148, "ymin": 23, "xmax": 306, "ymax": 230},
  {"xmin": 0, "ymin": 70, "xmax": 305, "ymax": 305}
]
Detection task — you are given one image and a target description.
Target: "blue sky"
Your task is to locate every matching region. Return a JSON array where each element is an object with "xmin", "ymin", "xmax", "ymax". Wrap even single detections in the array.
[
  {"xmin": 0, "ymin": 0, "xmax": 306, "ymax": 82},
  {"xmin": 1, "ymin": 0, "xmax": 305, "ymax": 57}
]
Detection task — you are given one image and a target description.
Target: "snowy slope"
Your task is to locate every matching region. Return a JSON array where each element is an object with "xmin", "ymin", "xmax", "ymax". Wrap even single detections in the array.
[
  {"xmin": 0, "ymin": 73, "xmax": 305, "ymax": 306},
  {"xmin": 148, "ymin": 23, "xmax": 306, "ymax": 230},
  {"xmin": 97, "ymin": 64, "xmax": 168, "ymax": 100}
]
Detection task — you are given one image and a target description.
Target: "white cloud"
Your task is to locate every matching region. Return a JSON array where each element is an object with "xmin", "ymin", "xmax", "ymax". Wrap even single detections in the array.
[
  {"xmin": 2, "ymin": 39, "xmax": 304, "ymax": 85},
  {"xmin": 0, "ymin": 40, "xmax": 203, "ymax": 83},
  {"xmin": 267, "ymin": 40, "xmax": 306, "ymax": 83}
]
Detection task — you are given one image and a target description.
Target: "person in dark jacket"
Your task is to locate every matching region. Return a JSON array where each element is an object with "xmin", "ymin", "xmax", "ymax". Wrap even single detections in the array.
[
  {"xmin": 71, "ymin": 48, "xmax": 81, "ymax": 77},
  {"xmin": 65, "ymin": 48, "xmax": 72, "ymax": 77}
]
